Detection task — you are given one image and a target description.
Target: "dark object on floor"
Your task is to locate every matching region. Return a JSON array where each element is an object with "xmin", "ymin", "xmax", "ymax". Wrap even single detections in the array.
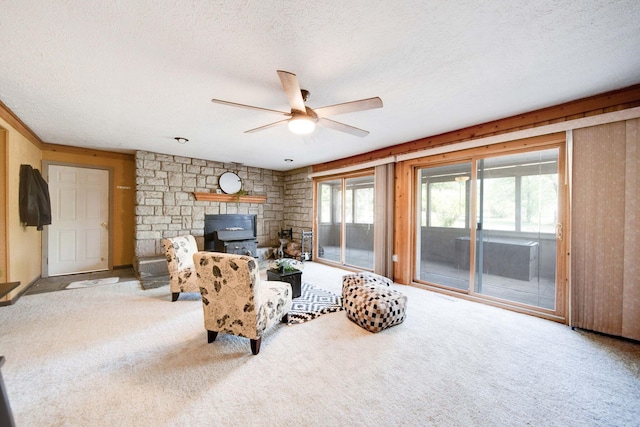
[{"xmin": 0, "ymin": 356, "xmax": 16, "ymax": 427}]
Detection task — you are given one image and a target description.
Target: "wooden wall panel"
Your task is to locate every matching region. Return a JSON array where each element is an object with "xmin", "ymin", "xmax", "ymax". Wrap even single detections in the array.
[
  {"xmin": 0, "ymin": 130, "xmax": 6, "ymax": 283},
  {"xmin": 3, "ymin": 117, "xmax": 42, "ymax": 301},
  {"xmin": 393, "ymin": 161, "xmax": 413, "ymax": 284}
]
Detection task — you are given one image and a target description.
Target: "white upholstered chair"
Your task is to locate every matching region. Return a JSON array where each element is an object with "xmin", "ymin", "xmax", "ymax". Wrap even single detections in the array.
[
  {"xmin": 162, "ymin": 235, "xmax": 201, "ymax": 301},
  {"xmin": 193, "ymin": 251, "xmax": 292, "ymax": 355}
]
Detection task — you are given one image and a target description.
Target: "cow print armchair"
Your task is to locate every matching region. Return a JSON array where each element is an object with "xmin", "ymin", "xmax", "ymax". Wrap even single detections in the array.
[{"xmin": 193, "ymin": 252, "xmax": 292, "ymax": 355}]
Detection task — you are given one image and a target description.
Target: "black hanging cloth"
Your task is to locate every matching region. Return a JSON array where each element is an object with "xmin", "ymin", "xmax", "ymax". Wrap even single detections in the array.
[{"xmin": 19, "ymin": 164, "xmax": 52, "ymax": 231}]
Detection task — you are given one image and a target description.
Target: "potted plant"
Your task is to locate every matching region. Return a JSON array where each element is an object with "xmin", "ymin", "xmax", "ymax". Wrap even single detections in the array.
[
  {"xmin": 234, "ymin": 189, "xmax": 249, "ymax": 203},
  {"xmin": 268, "ymin": 258, "xmax": 303, "ymax": 298},
  {"xmin": 273, "ymin": 258, "xmax": 300, "ymax": 273}
]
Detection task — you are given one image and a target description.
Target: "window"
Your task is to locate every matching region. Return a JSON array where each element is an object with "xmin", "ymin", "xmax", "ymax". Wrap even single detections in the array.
[
  {"xmin": 353, "ymin": 186, "xmax": 374, "ymax": 224},
  {"xmin": 316, "ymin": 174, "xmax": 375, "ymax": 269},
  {"xmin": 429, "ymin": 180, "xmax": 467, "ymax": 228},
  {"xmin": 320, "ymin": 183, "xmax": 332, "ymax": 223},
  {"xmin": 481, "ymin": 176, "xmax": 516, "ymax": 231}
]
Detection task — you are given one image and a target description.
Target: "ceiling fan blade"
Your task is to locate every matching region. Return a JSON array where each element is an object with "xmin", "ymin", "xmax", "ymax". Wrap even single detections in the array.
[
  {"xmin": 244, "ymin": 119, "xmax": 290, "ymax": 134},
  {"xmin": 317, "ymin": 118, "xmax": 369, "ymax": 137},
  {"xmin": 313, "ymin": 97, "xmax": 383, "ymax": 117},
  {"xmin": 277, "ymin": 70, "xmax": 306, "ymax": 113},
  {"xmin": 211, "ymin": 99, "xmax": 289, "ymax": 115}
]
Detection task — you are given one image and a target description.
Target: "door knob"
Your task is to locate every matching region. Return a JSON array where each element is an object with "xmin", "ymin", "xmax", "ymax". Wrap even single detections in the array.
[{"xmin": 101, "ymin": 222, "xmax": 108, "ymax": 229}]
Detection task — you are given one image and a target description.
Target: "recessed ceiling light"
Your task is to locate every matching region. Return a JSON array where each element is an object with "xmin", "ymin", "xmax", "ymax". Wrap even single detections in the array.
[{"xmin": 174, "ymin": 137, "xmax": 189, "ymax": 144}]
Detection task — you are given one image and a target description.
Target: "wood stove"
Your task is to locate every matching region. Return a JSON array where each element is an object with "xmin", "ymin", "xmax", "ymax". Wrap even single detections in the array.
[{"xmin": 204, "ymin": 214, "xmax": 258, "ymax": 257}]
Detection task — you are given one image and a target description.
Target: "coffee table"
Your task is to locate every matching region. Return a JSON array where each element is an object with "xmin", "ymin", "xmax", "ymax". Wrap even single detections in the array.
[{"xmin": 267, "ymin": 268, "xmax": 302, "ymax": 299}]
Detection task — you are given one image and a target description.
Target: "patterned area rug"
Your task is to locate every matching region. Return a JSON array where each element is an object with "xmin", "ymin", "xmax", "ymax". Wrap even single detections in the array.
[{"xmin": 288, "ymin": 283, "xmax": 344, "ymax": 324}]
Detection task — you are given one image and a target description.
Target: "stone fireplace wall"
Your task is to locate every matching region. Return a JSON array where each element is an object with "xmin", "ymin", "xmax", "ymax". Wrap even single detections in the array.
[
  {"xmin": 283, "ymin": 166, "xmax": 314, "ymax": 241},
  {"xmin": 134, "ymin": 150, "xmax": 285, "ymax": 257}
]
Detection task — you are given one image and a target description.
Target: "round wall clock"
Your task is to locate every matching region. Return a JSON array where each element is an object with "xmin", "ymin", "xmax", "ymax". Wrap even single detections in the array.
[{"xmin": 218, "ymin": 171, "xmax": 242, "ymax": 194}]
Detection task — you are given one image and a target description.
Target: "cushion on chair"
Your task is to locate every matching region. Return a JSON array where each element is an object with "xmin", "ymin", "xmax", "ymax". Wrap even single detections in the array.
[
  {"xmin": 342, "ymin": 273, "xmax": 407, "ymax": 333},
  {"xmin": 258, "ymin": 281, "xmax": 292, "ymax": 333}
]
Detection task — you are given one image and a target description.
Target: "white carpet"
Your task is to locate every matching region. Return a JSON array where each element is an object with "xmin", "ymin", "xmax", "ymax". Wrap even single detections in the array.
[
  {"xmin": 66, "ymin": 276, "xmax": 120, "ymax": 289},
  {"xmin": 0, "ymin": 262, "xmax": 639, "ymax": 426}
]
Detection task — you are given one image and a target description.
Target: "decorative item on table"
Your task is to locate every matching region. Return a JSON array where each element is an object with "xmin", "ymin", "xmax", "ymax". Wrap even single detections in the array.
[{"xmin": 272, "ymin": 258, "xmax": 302, "ymax": 273}]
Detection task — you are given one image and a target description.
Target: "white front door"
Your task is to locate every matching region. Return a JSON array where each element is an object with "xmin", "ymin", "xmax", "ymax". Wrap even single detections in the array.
[{"xmin": 47, "ymin": 165, "xmax": 109, "ymax": 276}]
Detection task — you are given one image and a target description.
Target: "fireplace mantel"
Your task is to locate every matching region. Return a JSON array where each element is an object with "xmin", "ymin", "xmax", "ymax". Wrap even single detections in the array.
[{"xmin": 192, "ymin": 192, "xmax": 267, "ymax": 204}]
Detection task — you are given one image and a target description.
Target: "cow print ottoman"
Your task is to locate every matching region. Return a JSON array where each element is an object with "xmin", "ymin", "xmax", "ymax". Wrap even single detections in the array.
[{"xmin": 342, "ymin": 272, "xmax": 407, "ymax": 333}]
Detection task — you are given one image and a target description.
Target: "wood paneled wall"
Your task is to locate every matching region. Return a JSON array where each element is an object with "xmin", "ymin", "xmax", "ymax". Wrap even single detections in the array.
[
  {"xmin": 0, "ymin": 98, "xmax": 136, "ymax": 304},
  {"xmin": 0, "ymin": 130, "xmax": 6, "ymax": 283}
]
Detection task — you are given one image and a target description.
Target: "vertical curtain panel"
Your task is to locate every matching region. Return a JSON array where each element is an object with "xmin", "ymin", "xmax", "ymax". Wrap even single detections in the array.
[
  {"xmin": 571, "ymin": 119, "xmax": 640, "ymax": 340},
  {"xmin": 374, "ymin": 163, "xmax": 395, "ymax": 279}
]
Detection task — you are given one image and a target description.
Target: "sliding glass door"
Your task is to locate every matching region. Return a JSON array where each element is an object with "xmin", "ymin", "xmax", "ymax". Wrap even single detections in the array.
[
  {"xmin": 415, "ymin": 146, "xmax": 562, "ymax": 312},
  {"xmin": 416, "ymin": 162, "xmax": 472, "ymax": 290},
  {"xmin": 316, "ymin": 174, "xmax": 375, "ymax": 270},
  {"xmin": 475, "ymin": 149, "xmax": 558, "ymax": 309},
  {"xmin": 317, "ymin": 179, "xmax": 342, "ymax": 263},
  {"xmin": 345, "ymin": 176, "xmax": 375, "ymax": 269}
]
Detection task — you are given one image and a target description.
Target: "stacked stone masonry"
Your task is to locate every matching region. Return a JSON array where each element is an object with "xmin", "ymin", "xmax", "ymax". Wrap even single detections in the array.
[
  {"xmin": 134, "ymin": 151, "xmax": 313, "ymax": 258},
  {"xmin": 283, "ymin": 167, "xmax": 314, "ymax": 243}
]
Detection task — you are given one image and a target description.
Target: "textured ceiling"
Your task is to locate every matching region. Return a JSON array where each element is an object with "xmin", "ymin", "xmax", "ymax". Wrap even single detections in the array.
[{"xmin": 1, "ymin": 1, "xmax": 639, "ymax": 171}]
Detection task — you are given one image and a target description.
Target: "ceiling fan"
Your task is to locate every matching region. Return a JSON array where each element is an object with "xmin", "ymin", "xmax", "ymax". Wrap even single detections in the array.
[{"xmin": 211, "ymin": 70, "xmax": 383, "ymax": 137}]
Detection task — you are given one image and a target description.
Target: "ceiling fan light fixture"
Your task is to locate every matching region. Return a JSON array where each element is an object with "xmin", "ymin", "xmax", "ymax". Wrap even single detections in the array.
[{"xmin": 288, "ymin": 116, "xmax": 315, "ymax": 135}]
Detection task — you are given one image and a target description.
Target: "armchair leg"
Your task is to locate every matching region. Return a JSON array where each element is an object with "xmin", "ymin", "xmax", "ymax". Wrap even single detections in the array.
[
  {"xmin": 250, "ymin": 338, "xmax": 262, "ymax": 355},
  {"xmin": 172, "ymin": 292, "xmax": 179, "ymax": 302},
  {"xmin": 281, "ymin": 314, "xmax": 289, "ymax": 324},
  {"xmin": 207, "ymin": 330, "xmax": 218, "ymax": 343}
]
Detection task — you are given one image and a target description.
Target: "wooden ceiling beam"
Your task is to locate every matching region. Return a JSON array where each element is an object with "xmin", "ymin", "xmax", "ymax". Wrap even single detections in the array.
[{"xmin": 312, "ymin": 83, "xmax": 640, "ymax": 173}]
